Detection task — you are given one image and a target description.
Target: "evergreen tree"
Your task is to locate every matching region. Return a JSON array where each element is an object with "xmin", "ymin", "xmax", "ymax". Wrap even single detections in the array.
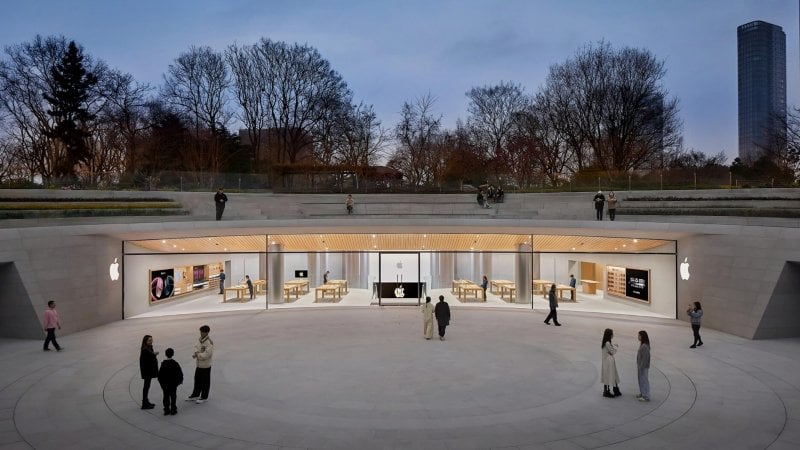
[{"xmin": 43, "ymin": 41, "xmax": 98, "ymax": 178}]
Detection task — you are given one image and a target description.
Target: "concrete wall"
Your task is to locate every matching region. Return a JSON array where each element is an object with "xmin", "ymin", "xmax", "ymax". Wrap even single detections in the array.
[
  {"xmin": 677, "ymin": 228, "xmax": 800, "ymax": 339},
  {"xmin": 0, "ymin": 229, "xmax": 122, "ymax": 338}
]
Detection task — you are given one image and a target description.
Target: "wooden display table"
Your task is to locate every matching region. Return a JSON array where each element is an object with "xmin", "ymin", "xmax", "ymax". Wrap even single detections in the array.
[
  {"xmin": 285, "ymin": 279, "xmax": 310, "ymax": 294},
  {"xmin": 451, "ymin": 279, "xmax": 471, "ymax": 293},
  {"xmin": 329, "ymin": 279, "xmax": 348, "ymax": 293},
  {"xmin": 457, "ymin": 283, "xmax": 484, "ymax": 302},
  {"xmin": 555, "ymin": 284, "xmax": 577, "ymax": 302},
  {"xmin": 532, "ymin": 280, "xmax": 553, "ymax": 297},
  {"xmin": 315, "ymin": 284, "xmax": 342, "ymax": 302},
  {"xmin": 499, "ymin": 284, "xmax": 516, "ymax": 302},
  {"xmin": 490, "ymin": 279, "xmax": 513, "ymax": 294},
  {"xmin": 223, "ymin": 285, "xmax": 250, "ymax": 303},
  {"xmin": 253, "ymin": 279, "xmax": 267, "ymax": 294},
  {"xmin": 283, "ymin": 284, "xmax": 301, "ymax": 301},
  {"xmin": 580, "ymin": 279, "xmax": 599, "ymax": 295}
]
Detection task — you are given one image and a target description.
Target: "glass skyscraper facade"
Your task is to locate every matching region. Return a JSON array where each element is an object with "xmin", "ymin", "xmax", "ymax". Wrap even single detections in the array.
[{"xmin": 737, "ymin": 20, "xmax": 786, "ymax": 164}]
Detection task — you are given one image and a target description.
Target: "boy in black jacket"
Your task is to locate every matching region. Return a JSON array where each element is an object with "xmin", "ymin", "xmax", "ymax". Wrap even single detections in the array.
[{"xmin": 158, "ymin": 348, "xmax": 184, "ymax": 415}]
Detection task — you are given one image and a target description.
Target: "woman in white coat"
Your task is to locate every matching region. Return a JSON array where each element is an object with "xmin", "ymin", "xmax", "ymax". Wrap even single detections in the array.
[
  {"xmin": 422, "ymin": 296, "xmax": 434, "ymax": 340},
  {"xmin": 601, "ymin": 328, "xmax": 621, "ymax": 398}
]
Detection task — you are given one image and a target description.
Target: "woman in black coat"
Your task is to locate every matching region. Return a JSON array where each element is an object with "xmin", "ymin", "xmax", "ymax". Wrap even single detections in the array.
[{"xmin": 139, "ymin": 334, "xmax": 159, "ymax": 409}]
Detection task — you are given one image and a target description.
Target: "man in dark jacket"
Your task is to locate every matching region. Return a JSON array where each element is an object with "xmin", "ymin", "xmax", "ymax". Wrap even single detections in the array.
[
  {"xmin": 158, "ymin": 348, "xmax": 184, "ymax": 415},
  {"xmin": 434, "ymin": 295, "xmax": 451, "ymax": 341},
  {"xmin": 593, "ymin": 190, "xmax": 605, "ymax": 221},
  {"xmin": 214, "ymin": 188, "xmax": 228, "ymax": 220}
]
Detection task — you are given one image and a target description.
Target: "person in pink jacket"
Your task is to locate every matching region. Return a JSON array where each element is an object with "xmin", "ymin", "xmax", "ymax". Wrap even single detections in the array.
[{"xmin": 42, "ymin": 301, "xmax": 62, "ymax": 352}]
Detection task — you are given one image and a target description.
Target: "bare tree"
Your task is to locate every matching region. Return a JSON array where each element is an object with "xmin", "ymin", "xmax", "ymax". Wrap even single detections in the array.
[
  {"xmin": 389, "ymin": 94, "xmax": 441, "ymax": 187},
  {"xmin": 252, "ymin": 39, "xmax": 352, "ymax": 168},
  {"xmin": 99, "ymin": 71, "xmax": 152, "ymax": 175},
  {"xmin": 162, "ymin": 46, "xmax": 230, "ymax": 173},
  {"xmin": 226, "ymin": 43, "xmax": 268, "ymax": 169},
  {"xmin": 541, "ymin": 41, "xmax": 682, "ymax": 176},
  {"xmin": 466, "ymin": 81, "xmax": 529, "ymax": 161},
  {"xmin": 0, "ymin": 35, "xmax": 67, "ymax": 182}
]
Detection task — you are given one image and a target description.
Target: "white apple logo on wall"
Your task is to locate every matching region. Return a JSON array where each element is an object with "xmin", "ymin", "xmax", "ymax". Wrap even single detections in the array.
[
  {"xmin": 679, "ymin": 257, "xmax": 690, "ymax": 281},
  {"xmin": 109, "ymin": 258, "xmax": 120, "ymax": 281}
]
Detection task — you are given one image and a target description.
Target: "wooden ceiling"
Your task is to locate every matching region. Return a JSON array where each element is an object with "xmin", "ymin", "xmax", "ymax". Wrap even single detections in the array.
[{"xmin": 128, "ymin": 233, "xmax": 671, "ymax": 253}]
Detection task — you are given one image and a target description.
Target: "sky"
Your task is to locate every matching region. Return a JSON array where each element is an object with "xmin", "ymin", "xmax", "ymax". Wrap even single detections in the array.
[{"xmin": 1, "ymin": 0, "xmax": 798, "ymax": 163}]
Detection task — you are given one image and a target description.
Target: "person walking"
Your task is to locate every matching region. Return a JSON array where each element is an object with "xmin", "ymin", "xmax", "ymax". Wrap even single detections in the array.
[
  {"xmin": 422, "ymin": 296, "xmax": 434, "ymax": 340},
  {"xmin": 187, "ymin": 325, "xmax": 214, "ymax": 404},
  {"xmin": 543, "ymin": 284, "xmax": 562, "ymax": 326},
  {"xmin": 158, "ymin": 348, "xmax": 183, "ymax": 415},
  {"xmin": 607, "ymin": 191, "xmax": 618, "ymax": 221},
  {"xmin": 481, "ymin": 275, "xmax": 489, "ymax": 302},
  {"xmin": 42, "ymin": 300, "xmax": 62, "ymax": 352},
  {"xmin": 345, "ymin": 194, "xmax": 354, "ymax": 214},
  {"xmin": 218, "ymin": 269, "xmax": 226, "ymax": 294},
  {"xmin": 636, "ymin": 330, "xmax": 651, "ymax": 402},
  {"xmin": 687, "ymin": 301, "xmax": 704, "ymax": 348},
  {"xmin": 245, "ymin": 275, "xmax": 254, "ymax": 299},
  {"xmin": 601, "ymin": 328, "xmax": 621, "ymax": 398},
  {"xmin": 139, "ymin": 334, "xmax": 159, "ymax": 409},
  {"xmin": 214, "ymin": 188, "xmax": 228, "ymax": 220},
  {"xmin": 593, "ymin": 190, "xmax": 606, "ymax": 221},
  {"xmin": 434, "ymin": 295, "xmax": 451, "ymax": 341}
]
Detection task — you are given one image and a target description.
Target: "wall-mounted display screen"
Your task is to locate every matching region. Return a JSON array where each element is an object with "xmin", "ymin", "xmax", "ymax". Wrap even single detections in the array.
[
  {"xmin": 193, "ymin": 266, "xmax": 205, "ymax": 283},
  {"xmin": 150, "ymin": 269, "xmax": 175, "ymax": 302},
  {"xmin": 294, "ymin": 270, "xmax": 308, "ymax": 278},
  {"xmin": 625, "ymin": 268, "xmax": 649, "ymax": 302}
]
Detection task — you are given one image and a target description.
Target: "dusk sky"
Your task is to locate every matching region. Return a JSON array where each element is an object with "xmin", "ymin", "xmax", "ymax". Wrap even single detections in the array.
[{"xmin": 2, "ymin": 0, "xmax": 798, "ymax": 163}]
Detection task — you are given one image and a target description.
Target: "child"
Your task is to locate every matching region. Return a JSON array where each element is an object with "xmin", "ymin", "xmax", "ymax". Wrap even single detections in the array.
[{"xmin": 157, "ymin": 348, "xmax": 184, "ymax": 415}]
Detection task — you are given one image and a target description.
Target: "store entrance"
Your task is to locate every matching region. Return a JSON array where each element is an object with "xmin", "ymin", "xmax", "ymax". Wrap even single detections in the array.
[{"xmin": 376, "ymin": 252, "xmax": 423, "ymax": 306}]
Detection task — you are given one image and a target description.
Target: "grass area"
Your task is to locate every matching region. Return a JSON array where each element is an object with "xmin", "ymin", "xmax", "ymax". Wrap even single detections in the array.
[
  {"xmin": 619, "ymin": 208, "xmax": 800, "ymax": 218},
  {"xmin": 0, "ymin": 201, "xmax": 182, "ymax": 210}
]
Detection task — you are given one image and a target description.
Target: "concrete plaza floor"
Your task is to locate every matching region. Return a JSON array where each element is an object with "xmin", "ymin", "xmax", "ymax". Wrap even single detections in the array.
[{"xmin": 1, "ymin": 308, "xmax": 799, "ymax": 449}]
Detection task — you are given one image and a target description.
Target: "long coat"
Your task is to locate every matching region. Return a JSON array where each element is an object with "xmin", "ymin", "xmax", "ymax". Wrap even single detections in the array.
[
  {"xmin": 422, "ymin": 303, "xmax": 434, "ymax": 339},
  {"xmin": 601, "ymin": 341, "xmax": 620, "ymax": 385},
  {"xmin": 140, "ymin": 346, "xmax": 158, "ymax": 380},
  {"xmin": 435, "ymin": 301, "xmax": 451, "ymax": 325},
  {"xmin": 548, "ymin": 290, "xmax": 558, "ymax": 310}
]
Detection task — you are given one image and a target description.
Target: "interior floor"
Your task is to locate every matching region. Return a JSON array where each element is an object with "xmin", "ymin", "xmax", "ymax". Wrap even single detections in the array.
[{"xmin": 131, "ymin": 286, "xmax": 672, "ymax": 319}]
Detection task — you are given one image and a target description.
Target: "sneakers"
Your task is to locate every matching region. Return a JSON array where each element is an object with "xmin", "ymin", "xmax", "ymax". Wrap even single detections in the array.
[
  {"xmin": 635, "ymin": 394, "xmax": 642, "ymax": 399},
  {"xmin": 554, "ymin": 323, "xmax": 562, "ymax": 326},
  {"xmin": 697, "ymin": 341, "xmax": 703, "ymax": 347},
  {"xmin": 56, "ymin": 347, "xmax": 63, "ymax": 352},
  {"xmin": 439, "ymin": 336, "xmax": 445, "ymax": 341},
  {"xmin": 638, "ymin": 397, "xmax": 650, "ymax": 402},
  {"xmin": 186, "ymin": 396, "xmax": 198, "ymax": 402},
  {"xmin": 195, "ymin": 399, "xmax": 207, "ymax": 404}
]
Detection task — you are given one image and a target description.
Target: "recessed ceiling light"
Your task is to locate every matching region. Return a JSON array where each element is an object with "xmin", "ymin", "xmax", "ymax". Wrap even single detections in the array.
[
  {"xmin": 373, "ymin": 245, "xmax": 377, "ymax": 248},
  {"xmin": 614, "ymin": 247, "xmax": 618, "ymax": 250},
  {"xmin": 372, "ymin": 234, "xmax": 376, "ymax": 238},
  {"xmin": 161, "ymin": 240, "xmax": 166, "ymax": 244},
  {"xmin": 181, "ymin": 248, "xmax": 185, "ymax": 251},
  {"xmin": 633, "ymin": 239, "xmax": 639, "ymax": 243},
  {"xmin": 571, "ymin": 247, "xmax": 576, "ymax": 251},
  {"xmin": 470, "ymin": 247, "xmax": 474, "ymax": 250},
  {"xmin": 172, "ymin": 245, "xmax": 177, "ymax": 248},
  {"xmin": 271, "ymin": 241, "xmax": 275, "ymax": 244},
  {"xmin": 224, "ymin": 248, "xmax": 228, "ymax": 251},
  {"xmin": 622, "ymin": 244, "xmax": 627, "ymax": 247}
]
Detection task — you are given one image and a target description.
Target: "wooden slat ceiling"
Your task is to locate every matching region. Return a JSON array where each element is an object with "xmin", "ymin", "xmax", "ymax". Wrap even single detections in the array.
[{"xmin": 130, "ymin": 233, "xmax": 671, "ymax": 253}]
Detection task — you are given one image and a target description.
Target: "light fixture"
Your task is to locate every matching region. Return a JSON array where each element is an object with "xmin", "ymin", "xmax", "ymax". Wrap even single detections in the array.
[
  {"xmin": 571, "ymin": 247, "xmax": 576, "ymax": 251},
  {"xmin": 172, "ymin": 244, "xmax": 177, "ymax": 248},
  {"xmin": 224, "ymin": 248, "xmax": 228, "ymax": 251},
  {"xmin": 161, "ymin": 240, "xmax": 166, "ymax": 244},
  {"xmin": 372, "ymin": 234, "xmax": 376, "ymax": 238},
  {"xmin": 633, "ymin": 239, "xmax": 639, "ymax": 243},
  {"xmin": 622, "ymin": 244, "xmax": 627, "ymax": 248}
]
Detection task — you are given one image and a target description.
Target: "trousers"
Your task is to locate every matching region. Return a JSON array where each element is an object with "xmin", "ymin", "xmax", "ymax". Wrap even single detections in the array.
[{"xmin": 190, "ymin": 367, "xmax": 211, "ymax": 399}]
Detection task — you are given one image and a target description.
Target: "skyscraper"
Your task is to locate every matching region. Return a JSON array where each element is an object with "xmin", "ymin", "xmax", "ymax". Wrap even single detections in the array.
[{"xmin": 737, "ymin": 20, "xmax": 786, "ymax": 164}]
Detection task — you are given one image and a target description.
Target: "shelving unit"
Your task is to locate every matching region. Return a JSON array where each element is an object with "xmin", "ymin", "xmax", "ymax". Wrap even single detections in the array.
[{"xmin": 605, "ymin": 266, "xmax": 627, "ymax": 298}]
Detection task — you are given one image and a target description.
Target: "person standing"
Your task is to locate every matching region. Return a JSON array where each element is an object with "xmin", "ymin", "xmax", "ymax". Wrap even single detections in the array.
[
  {"xmin": 214, "ymin": 188, "xmax": 228, "ymax": 221},
  {"xmin": 139, "ymin": 335, "xmax": 159, "ymax": 409},
  {"xmin": 323, "ymin": 270, "xmax": 330, "ymax": 284},
  {"xmin": 434, "ymin": 295, "xmax": 451, "ymax": 341},
  {"xmin": 42, "ymin": 300, "xmax": 62, "ymax": 352},
  {"xmin": 158, "ymin": 348, "xmax": 183, "ymax": 416},
  {"xmin": 422, "ymin": 296, "xmax": 434, "ymax": 340},
  {"xmin": 481, "ymin": 275, "xmax": 489, "ymax": 302},
  {"xmin": 218, "ymin": 269, "xmax": 226, "ymax": 294},
  {"xmin": 543, "ymin": 284, "xmax": 562, "ymax": 326},
  {"xmin": 245, "ymin": 275, "xmax": 254, "ymax": 300},
  {"xmin": 187, "ymin": 325, "xmax": 214, "ymax": 404},
  {"xmin": 601, "ymin": 328, "xmax": 621, "ymax": 398},
  {"xmin": 607, "ymin": 191, "xmax": 618, "ymax": 221},
  {"xmin": 569, "ymin": 274, "xmax": 576, "ymax": 288},
  {"xmin": 593, "ymin": 190, "xmax": 606, "ymax": 221},
  {"xmin": 477, "ymin": 191, "xmax": 485, "ymax": 207},
  {"xmin": 636, "ymin": 330, "xmax": 651, "ymax": 402},
  {"xmin": 687, "ymin": 301, "xmax": 704, "ymax": 348},
  {"xmin": 345, "ymin": 194, "xmax": 354, "ymax": 214}
]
